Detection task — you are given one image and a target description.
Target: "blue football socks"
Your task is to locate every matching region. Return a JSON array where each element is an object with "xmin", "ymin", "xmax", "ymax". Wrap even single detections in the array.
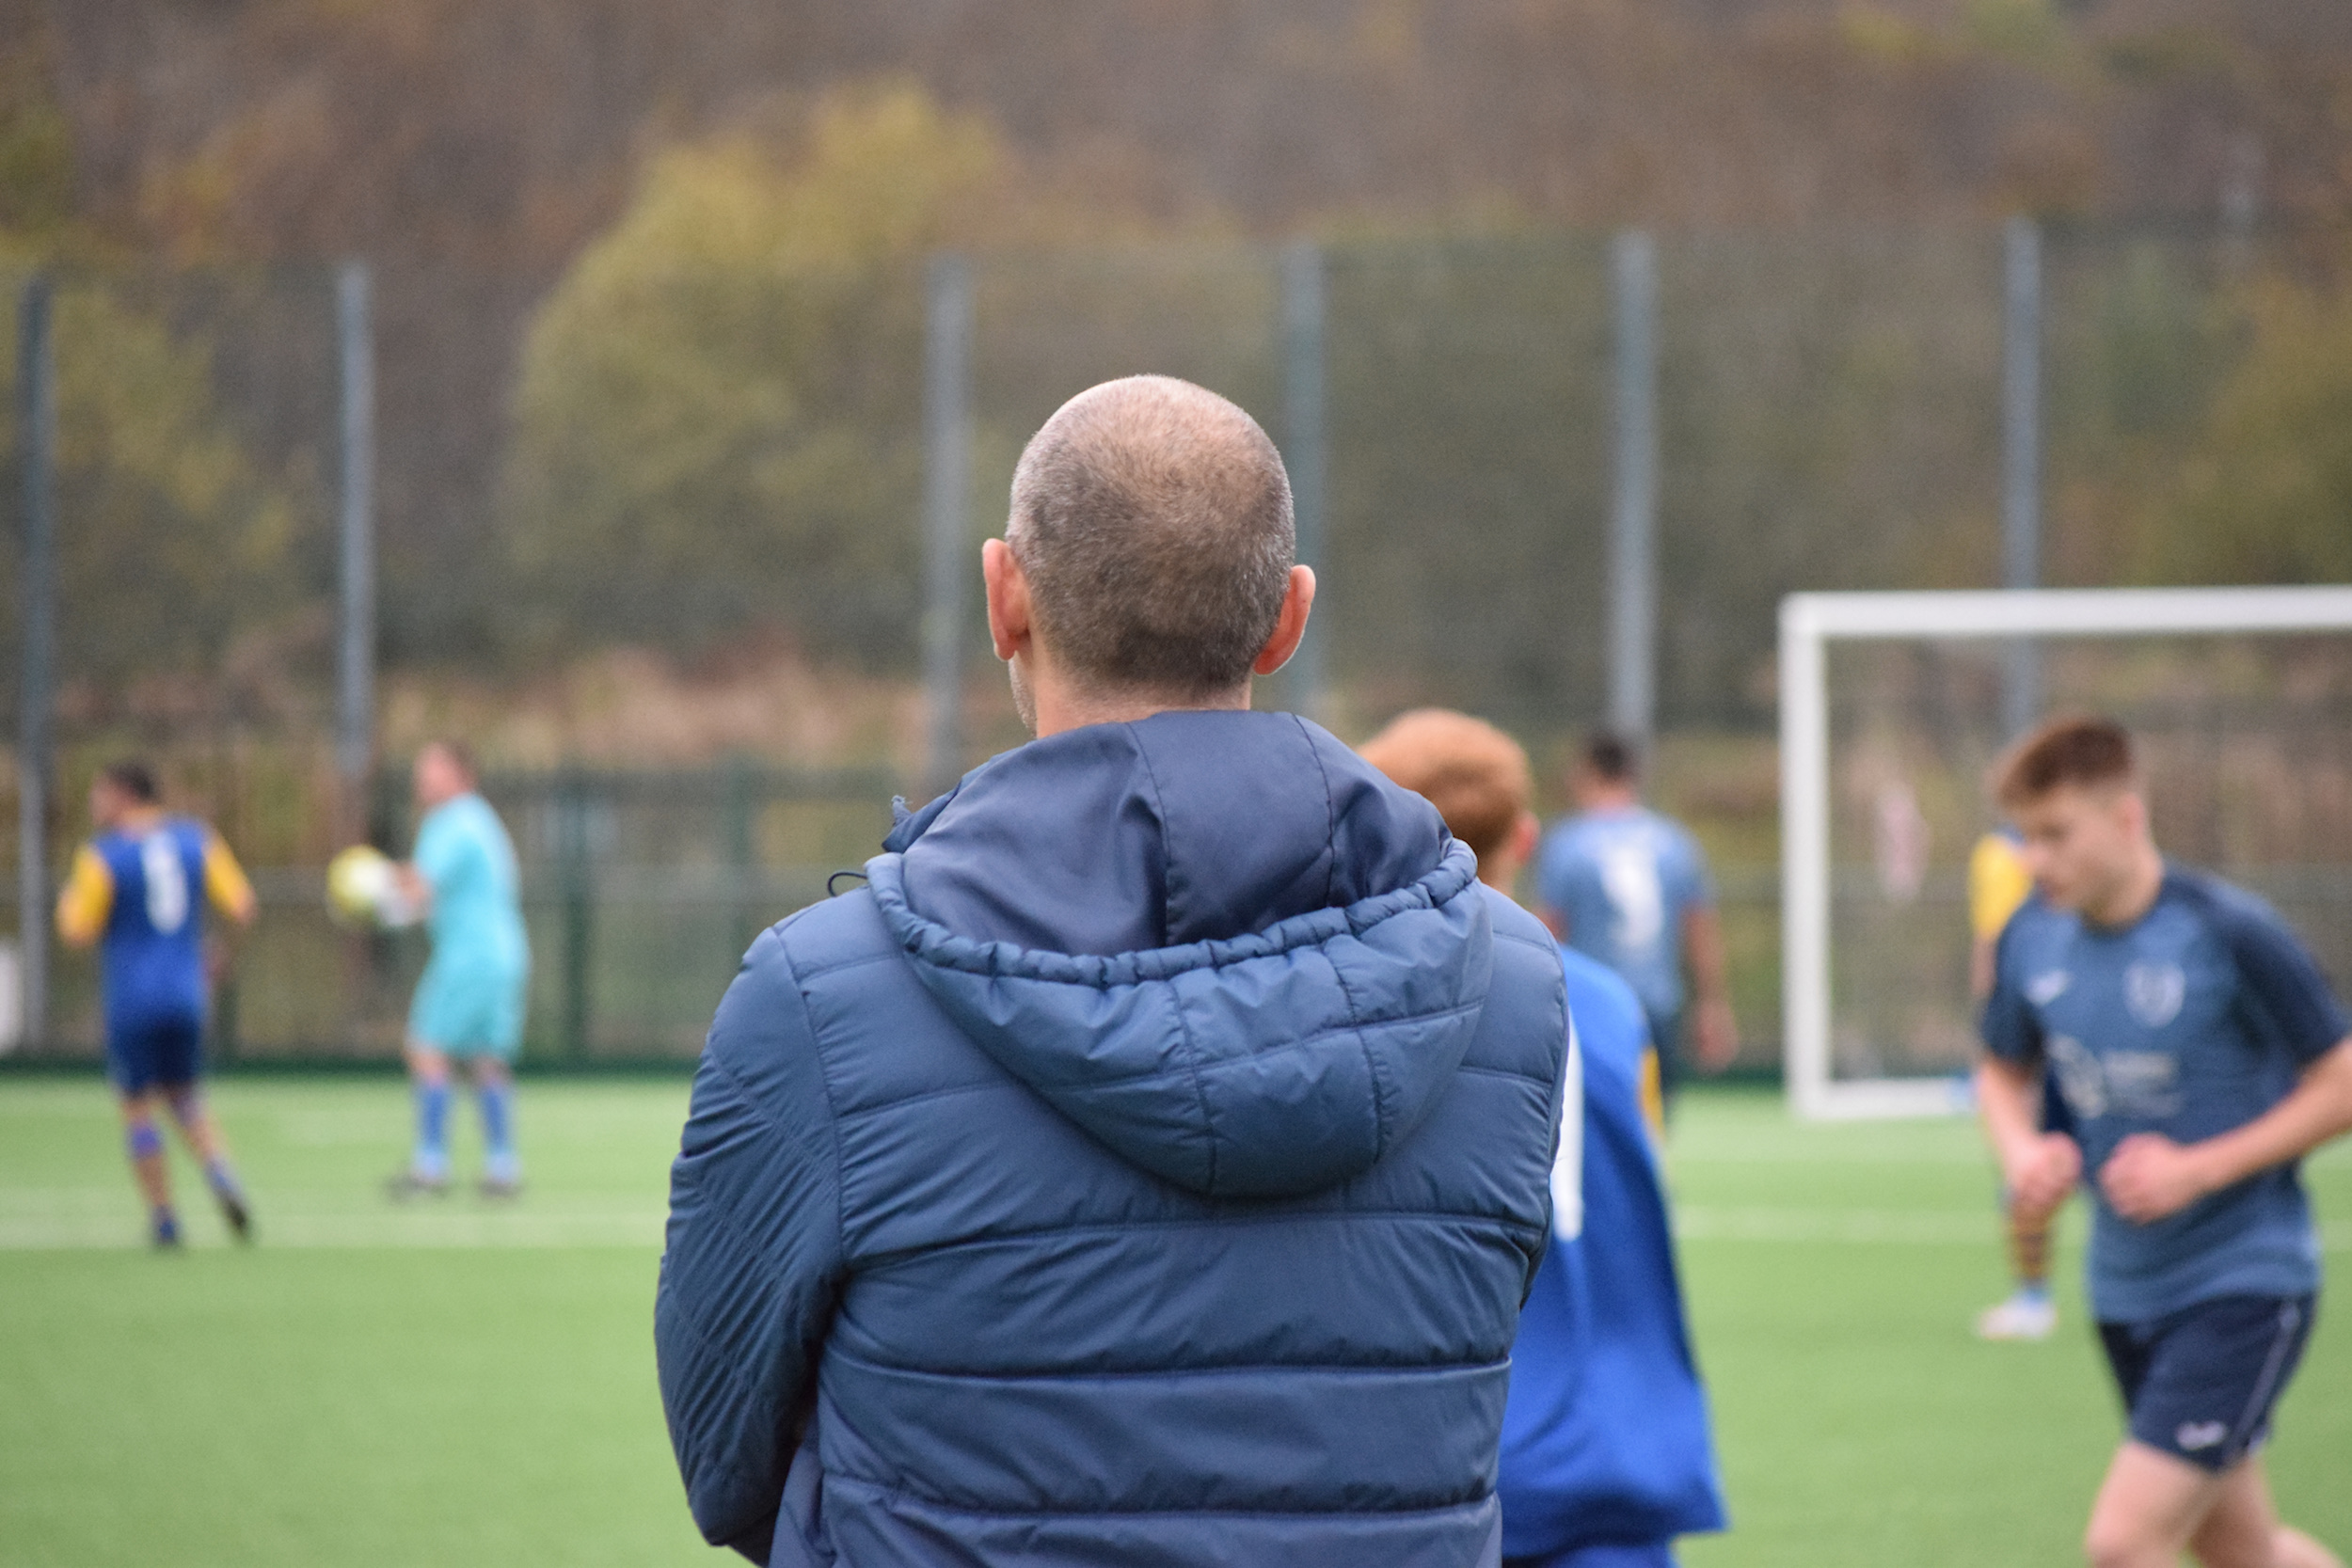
[
  {"xmin": 151, "ymin": 1206, "xmax": 181, "ymax": 1247},
  {"xmin": 413, "ymin": 1077, "xmax": 453, "ymax": 1180},
  {"xmin": 478, "ymin": 1081, "xmax": 518, "ymax": 1184},
  {"xmin": 2017, "ymin": 1280, "xmax": 2052, "ymax": 1307}
]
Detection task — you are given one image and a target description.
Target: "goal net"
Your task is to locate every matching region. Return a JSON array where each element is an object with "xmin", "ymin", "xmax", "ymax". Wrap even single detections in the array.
[{"xmin": 1779, "ymin": 587, "xmax": 2352, "ymax": 1120}]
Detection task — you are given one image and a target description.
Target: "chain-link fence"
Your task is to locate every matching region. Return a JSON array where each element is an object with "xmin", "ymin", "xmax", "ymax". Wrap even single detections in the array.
[{"xmin": 2, "ymin": 220, "xmax": 2332, "ymax": 1068}]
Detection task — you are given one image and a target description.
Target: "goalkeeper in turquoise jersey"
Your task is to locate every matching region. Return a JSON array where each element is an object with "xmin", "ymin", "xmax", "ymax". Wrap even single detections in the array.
[
  {"xmin": 56, "ymin": 760, "xmax": 258, "ymax": 1248},
  {"xmin": 385, "ymin": 739, "xmax": 532, "ymax": 1199}
]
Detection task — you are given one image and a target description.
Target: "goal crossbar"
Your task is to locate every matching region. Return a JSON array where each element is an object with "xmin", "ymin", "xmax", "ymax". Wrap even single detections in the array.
[{"xmin": 1778, "ymin": 585, "xmax": 2352, "ymax": 1121}]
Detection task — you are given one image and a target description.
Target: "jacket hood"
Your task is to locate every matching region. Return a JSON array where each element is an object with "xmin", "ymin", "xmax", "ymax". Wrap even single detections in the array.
[{"xmin": 868, "ymin": 709, "xmax": 1495, "ymax": 1200}]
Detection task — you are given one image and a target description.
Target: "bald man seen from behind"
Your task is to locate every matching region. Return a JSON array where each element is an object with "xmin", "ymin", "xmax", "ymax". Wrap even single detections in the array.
[{"xmin": 657, "ymin": 375, "xmax": 1574, "ymax": 1568}]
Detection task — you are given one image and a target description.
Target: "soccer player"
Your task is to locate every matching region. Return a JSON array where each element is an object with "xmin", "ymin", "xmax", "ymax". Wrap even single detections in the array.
[
  {"xmin": 1362, "ymin": 709, "xmax": 1726, "ymax": 1568},
  {"xmin": 385, "ymin": 739, "xmax": 531, "ymax": 1199},
  {"xmin": 55, "ymin": 760, "xmax": 258, "ymax": 1248},
  {"xmin": 1972, "ymin": 821, "xmax": 2076, "ymax": 1341},
  {"xmin": 1537, "ymin": 731, "xmax": 1738, "ymax": 1102},
  {"xmin": 1975, "ymin": 716, "xmax": 2352, "ymax": 1568}
]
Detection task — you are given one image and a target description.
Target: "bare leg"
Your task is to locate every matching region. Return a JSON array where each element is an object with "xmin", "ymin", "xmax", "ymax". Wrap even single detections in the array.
[
  {"xmin": 2085, "ymin": 1442, "xmax": 2228, "ymax": 1568},
  {"xmin": 118, "ymin": 1090, "xmax": 172, "ymax": 1214},
  {"xmin": 2275, "ymin": 1529, "xmax": 2344, "ymax": 1568},
  {"xmin": 2009, "ymin": 1190, "xmax": 2057, "ymax": 1291},
  {"xmin": 1979, "ymin": 1186, "xmax": 2063, "ymax": 1338},
  {"xmin": 163, "ymin": 1083, "xmax": 252, "ymax": 1240},
  {"xmin": 2187, "ymin": 1458, "xmax": 2285, "ymax": 1568},
  {"xmin": 468, "ymin": 1054, "xmax": 520, "ymax": 1192},
  {"xmin": 2187, "ymin": 1461, "xmax": 2344, "ymax": 1568},
  {"xmin": 390, "ymin": 1038, "xmax": 455, "ymax": 1195},
  {"xmin": 161, "ymin": 1083, "xmax": 230, "ymax": 1165}
]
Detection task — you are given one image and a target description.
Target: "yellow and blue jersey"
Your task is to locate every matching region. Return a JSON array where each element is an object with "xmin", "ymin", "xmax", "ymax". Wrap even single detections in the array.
[
  {"xmin": 1968, "ymin": 828, "xmax": 2034, "ymax": 943},
  {"xmin": 56, "ymin": 818, "xmax": 253, "ymax": 1035}
]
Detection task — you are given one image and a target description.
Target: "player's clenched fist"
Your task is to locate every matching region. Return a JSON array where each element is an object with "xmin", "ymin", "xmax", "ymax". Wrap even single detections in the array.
[
  {"xmin": 2003, "ymin": 1131, "xmax": 2081, "ymax": 1219},
  {"xmin": 2098, "ymin": 1132, "xmax": 2211, "ymax": 1224}
]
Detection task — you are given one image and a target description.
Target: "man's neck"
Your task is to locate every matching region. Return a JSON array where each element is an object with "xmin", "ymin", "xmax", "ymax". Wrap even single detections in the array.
[
  {"xmin": 1578, "ymin": 785, "xmax": 1639, "ymax": 815},
  {"xmin": 1030, "ymin": 676, "xmax": 1252, "ymax": 739},
  {"xmin": 2083, "ymin": 844, "xmax": 2166, "ymax": 930}
]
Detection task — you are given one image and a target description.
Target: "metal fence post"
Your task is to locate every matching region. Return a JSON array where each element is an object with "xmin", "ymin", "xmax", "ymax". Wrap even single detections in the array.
[
  {"xmin": 1609, "ymin": 230, "xmax": 1659, "ymax": 746},
  {"xmin": 2001, "ymin": 215, "xmax": 2042, "ymax": 738},
  {"xmin": 723, "ymin": 754, "xmax": 755, "ymax": 959},
  {"xmin": 1281, "ymin": 240, "xmax": 1327, "ymax": 724},
  {"xmin": 15, "ymin": 273, "xmax": 56, "ymax": 1053},
  {"xmin": 922, "ymin": 254, "xmax": 973, "ymax": 801},
  {"xmin": 336, "ymin": 261, "xmax": 376, "ymax": 817},
  {"xmin": 556, "ymin": 768, "xmax": 592, "ymax": 1063}
]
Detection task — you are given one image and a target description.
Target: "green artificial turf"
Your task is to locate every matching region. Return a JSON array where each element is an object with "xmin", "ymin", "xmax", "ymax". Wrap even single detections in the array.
[{"xmin": 3, "ymin": 1076, "xmax": 2347, "ymax": 1566}]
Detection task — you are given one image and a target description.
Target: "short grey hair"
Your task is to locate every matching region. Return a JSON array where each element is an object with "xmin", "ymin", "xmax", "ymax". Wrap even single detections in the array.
[{"xmin": 1007, "ymin": 375, "xmax": 1295, "ymax": 699}]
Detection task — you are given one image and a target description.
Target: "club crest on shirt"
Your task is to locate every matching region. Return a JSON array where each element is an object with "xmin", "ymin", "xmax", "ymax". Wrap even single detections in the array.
[
  {"xmin": 2124, "ymin": 962, "xmax": 2186, "ymax": 1029},
  {"xmin": 2026, "ymin": 970, "xmax": 2071, "ymax": 1006}
]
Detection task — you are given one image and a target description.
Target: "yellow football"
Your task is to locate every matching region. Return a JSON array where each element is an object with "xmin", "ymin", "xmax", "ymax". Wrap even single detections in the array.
[{"xmin": 326, "ymin": 845, "xmax": 397, "ymax": 928}]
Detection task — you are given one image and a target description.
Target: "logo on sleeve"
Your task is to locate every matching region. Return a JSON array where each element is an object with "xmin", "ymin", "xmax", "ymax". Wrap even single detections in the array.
[
  {"xmin": 2124, "ymin": 962, "xmax": 2186, "ymax": 1028},
  {"xmin": 2174, "ymin": 1421, "xmax": 2229, "ymax": 1453},
  {"xmin": 2026, "ymin": 970, "xmax": 2071, "ymax": 1006}
]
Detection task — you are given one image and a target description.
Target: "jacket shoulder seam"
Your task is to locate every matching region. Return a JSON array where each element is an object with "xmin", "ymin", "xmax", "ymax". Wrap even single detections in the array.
[{"xmin": 767, "ymin": 927, "xmax": 852, "ymax": 1252}]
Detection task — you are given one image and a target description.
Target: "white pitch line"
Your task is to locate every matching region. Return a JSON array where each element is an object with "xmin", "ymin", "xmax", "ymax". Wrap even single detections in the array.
[
  {"xmin": 0, "ymin": 1190, "xmax": 666, "ymax": 1250},
  {"xmin": 1673, "ymin": 1206, "xmax": 2352, "ymax": 1254}
]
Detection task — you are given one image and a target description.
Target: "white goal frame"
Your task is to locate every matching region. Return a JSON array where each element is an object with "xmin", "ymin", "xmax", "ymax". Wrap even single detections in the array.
[{"xmin": 1780, "ymin": 585, "xmax": 2352, "ymax": 1122}]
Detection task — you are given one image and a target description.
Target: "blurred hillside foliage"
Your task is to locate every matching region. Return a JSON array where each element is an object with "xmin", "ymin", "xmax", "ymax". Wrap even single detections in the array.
[
  {"xmin": 502, "ymin": 83, "xmax": 1163, "ymax": 665},
  {"xmin": 0, "ymin": 254, "xmax": 323, "ymax": 722},
  {"xmin": 0, "ymin": 0, "xmax": 2349, "ymax": 744}
]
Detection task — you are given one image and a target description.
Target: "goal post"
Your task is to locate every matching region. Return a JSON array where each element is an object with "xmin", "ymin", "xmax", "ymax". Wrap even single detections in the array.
[{"xmin": 1779, "ymin": 585, "xmax": 2352, "ymax": 1122}]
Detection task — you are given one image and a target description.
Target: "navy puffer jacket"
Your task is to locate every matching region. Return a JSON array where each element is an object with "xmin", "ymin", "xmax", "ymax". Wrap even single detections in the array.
[{"xmin": 657, "ymin": 709, "xmax": 1569, "ymax": 1568}]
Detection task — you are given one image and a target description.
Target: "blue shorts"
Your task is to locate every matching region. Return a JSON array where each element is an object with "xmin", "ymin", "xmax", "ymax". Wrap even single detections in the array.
[
  {"xmin": 408, "ymin": 958, "xmax": 528, "ymax": 1060},
  {"xmin": 2098, "ymin": 1294, "xmax": 2315, "ymax": 1473},
  {"xmin": 105, "ymin": 1014, "xmax": 204, "ymax": 1097}
]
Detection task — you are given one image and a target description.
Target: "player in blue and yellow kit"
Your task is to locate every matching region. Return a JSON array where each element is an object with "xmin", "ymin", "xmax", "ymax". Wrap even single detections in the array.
[
  {"xmin": 1363, "ymin": 711, "xmax": 1725, "ymax": 1568},
  {"xmin": 386, "ymin": 739, "xmax": 531, "ymax": 1198},
  {"xmin": 1976, "ymin": 717, "xmax": 2352, "ymax": 1568},
  {"xmin": 56, "ymin": 760, "xmax": 258, "ymax": 1248},
  {"xmin": 1971, "ymin": 823, "xmax": 2077, "ymax": 1340}
]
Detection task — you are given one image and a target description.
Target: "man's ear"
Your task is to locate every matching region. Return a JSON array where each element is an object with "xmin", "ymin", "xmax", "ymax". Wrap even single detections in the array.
[
  {"xmin": 1252, "ymin": 565, "xmax": 1317, "ymax": 677},
  {"xmin": 982, "ymin": 539, "xmax": 1031, "ymax": 662},
  {"xmin": 2115, "ymin": 787, "xmax": 2150, "ymax": 841},
  {"xmin": 1510, "ymin": 810, "xmax": 1541, "ymax": 867}
]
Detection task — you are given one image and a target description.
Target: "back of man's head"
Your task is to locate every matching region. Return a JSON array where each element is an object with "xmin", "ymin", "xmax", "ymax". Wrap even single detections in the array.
[
  {"xmin": 1008, "ymin": 375, "xmax": 1294, "ymax": 700},
  {"xmin": 1359, "ymin": 708, "xmax": 1534, "ymax": 868},
  {"xmin": 101, "ymin": 759, "xmax": 161, "ymax": 805},
  {"xmin": 1582, "ymin": 730, "xmax": 1637, "ymax": 786}
]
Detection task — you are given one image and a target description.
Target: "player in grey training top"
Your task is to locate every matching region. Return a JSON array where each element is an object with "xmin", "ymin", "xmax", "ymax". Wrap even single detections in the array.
[{"xmin": 1975, "ymin": 715, "xmax": 2352, "ymax": 1568}]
